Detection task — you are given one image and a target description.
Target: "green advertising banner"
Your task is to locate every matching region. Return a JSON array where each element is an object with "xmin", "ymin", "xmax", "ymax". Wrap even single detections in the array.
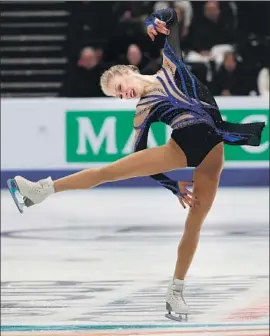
[{"xmin": 66, "ymin": 109, "xmax": 269, "ymax": 165}]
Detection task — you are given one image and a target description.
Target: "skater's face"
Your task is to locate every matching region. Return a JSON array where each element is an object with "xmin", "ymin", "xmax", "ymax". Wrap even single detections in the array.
[{"xmin": 107, "ymin": 72, "xmax": 144, "ymax": 100}]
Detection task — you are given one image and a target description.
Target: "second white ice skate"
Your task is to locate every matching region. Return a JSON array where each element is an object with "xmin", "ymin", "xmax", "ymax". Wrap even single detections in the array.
[
  {"xmin": 165, "ymin": 280, "xmax": 189, "ymax": 322},
  {"xmin": 7, "ymin": 176, "xmax": 55, "ymax": 213}
]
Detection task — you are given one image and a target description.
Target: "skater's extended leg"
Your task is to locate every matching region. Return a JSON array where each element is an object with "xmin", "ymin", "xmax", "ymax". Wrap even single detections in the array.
[
  {"xmin": 53, "ymin": 140, "xmax": 186, "ymax": 192},
  {"xmin": 166, "ymin": 142, "xmax": 224, "ymax": 320},
  {"xmin": 11, "ymin": 140, "xmax": 187, "ymax": 207}
]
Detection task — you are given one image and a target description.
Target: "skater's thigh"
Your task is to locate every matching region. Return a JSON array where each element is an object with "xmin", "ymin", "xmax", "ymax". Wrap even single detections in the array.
[
  {"xmin": 101, "ymin": 140, "xmax": 187, "ymax": 180},
  {"xmin": 185, "ymin": 143, "xmax": 224, "ymax": 228}
]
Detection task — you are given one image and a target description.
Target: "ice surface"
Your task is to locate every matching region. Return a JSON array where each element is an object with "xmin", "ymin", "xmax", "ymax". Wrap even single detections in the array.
[{"xmin": 1, "ymin": 188, "xmax": 269, "ymax": 335}]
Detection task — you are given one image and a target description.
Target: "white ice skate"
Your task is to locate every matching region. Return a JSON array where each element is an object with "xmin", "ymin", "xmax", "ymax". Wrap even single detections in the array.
[
  {"xmin": 7, "ymin": 176, "xmax": 55, "ymax": 213},
  {"xmin": 165, "ymin": 279, "xmax": 189, "ymax": 322}
]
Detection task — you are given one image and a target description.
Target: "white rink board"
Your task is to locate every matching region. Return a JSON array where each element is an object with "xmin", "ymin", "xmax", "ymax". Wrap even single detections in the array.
[{"xmin": 1, "ymin": 97, "xmax": 269, "ymax": 169}]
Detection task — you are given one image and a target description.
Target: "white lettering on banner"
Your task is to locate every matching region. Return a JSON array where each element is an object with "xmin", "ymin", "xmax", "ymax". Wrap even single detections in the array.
[
  {"xmin": 122, "ymin": 129, "xmax": 135, "ymax": 155},
  {"xmin": 1, "ymin": 97, "xmax": 269, "ymax": 169},
  {"xmin": 166, "ymin": 125, "xmax": 172, "ymax": 141},
  {"xmin": 146, "ymin": 129, "xmax": 159, "ymax": 148},
  {"xmin": 241, "ymin": 115, "xmax": 269, "ymax": 154},
  {"xmin": 76, "ymin": 117, "xmax": 117, "ymax": 155},
  {"xmin": 221, "ymin": 115, "xmax": 227, "ymax": 121}
]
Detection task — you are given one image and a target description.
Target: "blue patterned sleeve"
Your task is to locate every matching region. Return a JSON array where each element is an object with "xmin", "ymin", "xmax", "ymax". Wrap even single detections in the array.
[{"xmin": 134, "ymin": 125, "xmax": 181, "ymax": 196}]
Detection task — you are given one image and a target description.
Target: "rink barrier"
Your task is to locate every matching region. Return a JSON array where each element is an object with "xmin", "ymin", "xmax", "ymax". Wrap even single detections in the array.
[
  {"xmin": 1, "ymin": 167, "xmax": 269, "ymax": 188},
  {"xmin": 1, "ymin": 97, "xmax": 269, "ymax": 188}
]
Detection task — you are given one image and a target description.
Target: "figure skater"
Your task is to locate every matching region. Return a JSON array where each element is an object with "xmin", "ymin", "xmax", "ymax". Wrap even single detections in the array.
[{"xmin": 7, "ymin": 8, "xmax": 265, "ymax": 322}]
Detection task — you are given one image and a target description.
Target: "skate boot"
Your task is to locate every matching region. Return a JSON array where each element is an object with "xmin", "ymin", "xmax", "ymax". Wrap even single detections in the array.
[
  {"xmin": 165, "ymin": 279, "xmax": 189, "ymax": 322},
  {"xmin": 7, "ymin": 176, "xmax": 55, "ymax": 213}
]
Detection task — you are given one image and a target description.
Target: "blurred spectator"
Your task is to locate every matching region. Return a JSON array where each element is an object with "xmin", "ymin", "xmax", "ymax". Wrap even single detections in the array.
[
  {"xmin": 257, "ymin": 66, "xmax": 270, "ymax": 97},
  {"xmin": 120, "ymin": 44, "xmax": 150, "ymax": 72},
  {"xmin": 65, "ymin": 1, "xmax": 115, "ymax": 64},
  {"xmin": 114, "ymin": 1, "xmax": 152, "ymax": 24},
  {"xmin": 27, "ymin": 1, "xmax": 267, "ymax": 98},
  {"xmin": 112, "ymin": 2, "xmax": 154, "ymax": 55},
  {"xmin": 95, "ymin": 46, "xmax": 114, "ymax": 69},
  {"xmin": 61, "ymin": 47, "xmax": 105, "ymax": 97},
  {"xmin": 174, "ymin": 1, "xmax": 193, "ymax": 38},
  {"xmin": 189, "ymin": 1, "xmax": 236, "ymax": 56},
  {"xmin": 212, "ymin": 51, "xmax": 248, "ymax": 96},
  {"xmin": 153, "ymin": 1, "xmax": 170, "ymax": 11}
]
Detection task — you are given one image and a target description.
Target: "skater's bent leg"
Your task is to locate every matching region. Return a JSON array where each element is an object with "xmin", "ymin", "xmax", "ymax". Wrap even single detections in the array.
[
  {"xmin": 54, "ymin": 140, "xmax": 187, "ymax": 192},
  {"xmin": 174, "ymin": 142, "xmax": 224, "ymax": 280}
]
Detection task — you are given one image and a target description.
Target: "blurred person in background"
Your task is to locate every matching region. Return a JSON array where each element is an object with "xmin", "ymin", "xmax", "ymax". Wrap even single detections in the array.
[
  {"xmin": 61, "ymin": 46, "xmax": 105, "ymax": 97},
  {"xmin": 212, "ymin": 51, "xmax": 248, "ymax": 96},
  {"xmin": 112, "ymin": 1, "xmax": 154, "ymax": 55},
  {"xmin": 174, "ymin": 1, "xmax": 193, "ymax": 38},
  {"xmin": 9, "ymin": 7, "xmax": 265, "ymax": 323},
  {"xmin": 120, "ymin": 44, "xmax": 150, "ymax": 72},
  {"xmin": 65, "ymin": 1, "xmax": 115, "ymax": 65},
  {"xmin": 188, "ymin": 1, "xmax": 236, "ymax": 58},
  {"xmin": 257, "ymin": 65, "xmax": 270, "ymax": 97}
]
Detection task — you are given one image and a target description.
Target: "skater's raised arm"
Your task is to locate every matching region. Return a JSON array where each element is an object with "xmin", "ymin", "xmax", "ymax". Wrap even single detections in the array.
[{"xmin": 145, "ymin": 8, "xmax": 183, "ymax": 59}]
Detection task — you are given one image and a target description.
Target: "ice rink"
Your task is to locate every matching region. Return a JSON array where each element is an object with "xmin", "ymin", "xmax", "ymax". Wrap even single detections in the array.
[{"xmin": 1, "ymin": 188, "xmax": 269, "ymax": 336}]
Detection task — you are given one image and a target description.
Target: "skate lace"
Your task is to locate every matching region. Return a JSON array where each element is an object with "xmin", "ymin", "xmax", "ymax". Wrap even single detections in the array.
[
  {"xmin": 171, "ymin": 285, "xmax": 186, "ymax": 305},
  {"xmin": 27, "ymin": 178, "xmax": 52, "ymax": 193},
  {"xmin": 39, "ymin": 179, "xmax": 51, "ymax": 188}
]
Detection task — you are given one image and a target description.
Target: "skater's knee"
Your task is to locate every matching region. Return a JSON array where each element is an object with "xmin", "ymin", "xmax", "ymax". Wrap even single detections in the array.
[{"xmin": 184, "ymin": 202, "xmax": 212, "ymax": 234}]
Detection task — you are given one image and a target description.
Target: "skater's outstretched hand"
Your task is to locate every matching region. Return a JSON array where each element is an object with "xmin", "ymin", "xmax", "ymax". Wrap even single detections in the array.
[
  {"xmin": 177, "ymin": 181, "xmax": 196, "ymax": 209},
  {"xmin": 147, "ymin": 18, "xmax": 170, "ymax": 41}
]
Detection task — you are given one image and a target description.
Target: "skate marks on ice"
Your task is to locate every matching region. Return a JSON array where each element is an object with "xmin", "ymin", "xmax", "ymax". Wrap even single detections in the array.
[
  {"xmin": 1, "ymin": 276, "xmax": 269, "ymax": 325},
  {"xmin": 1, "ymin": 189, "xmax": 269, "ymax": 334}
]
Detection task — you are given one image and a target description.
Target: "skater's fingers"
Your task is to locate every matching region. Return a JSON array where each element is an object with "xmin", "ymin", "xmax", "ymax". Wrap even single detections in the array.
[
  {"xmin": 156, "ymin": 26, "xmax": 170, "ymax": 35},
  {"xmin": 148, "ymin": 32, "xmax": 155, "ymax": 41},
  {"xmin": 147, "ymin": 26, "xmax": 157, "ymax": 41},
  {"xmin": 182, "ymin": 195, "xmax": 194, "ymax": 208},
  {"xmin": 185, "ymin": 190, "xmax": 197, "ymax": 204},
  {"xmin": 185, "ymin": 189, "xmax": 194, "ymax": 197},
  {"xmin": 155, "ymin": 18, "xmax": 166, "ymax": 26},
  {"xmin": 178, "ymin": 198, "xmax": 186, "ymax": 209}
]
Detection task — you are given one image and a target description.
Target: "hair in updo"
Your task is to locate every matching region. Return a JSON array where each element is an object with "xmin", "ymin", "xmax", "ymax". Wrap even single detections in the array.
[{"xmin": 100, "ymin": 64, "xmax": 139, "ymax": 96}]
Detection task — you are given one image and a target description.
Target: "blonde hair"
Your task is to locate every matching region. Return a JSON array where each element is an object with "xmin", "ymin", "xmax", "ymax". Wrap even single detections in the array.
[{"xmin": 100, "ymin": 64, "xmax": 139, "ymax": 96}]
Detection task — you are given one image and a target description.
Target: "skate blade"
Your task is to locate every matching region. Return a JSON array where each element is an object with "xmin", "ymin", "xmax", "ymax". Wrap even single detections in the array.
[
  {"xmin": 165, "ymin": 312, "xmax": 188, "ymax": 322},
  {"xmin": 165, "ymin": 302, "xmax": 188, "ymax": 322},
  {"xmin": 7, "ymin": 178, "xmax": 25, "ymax": 214}
]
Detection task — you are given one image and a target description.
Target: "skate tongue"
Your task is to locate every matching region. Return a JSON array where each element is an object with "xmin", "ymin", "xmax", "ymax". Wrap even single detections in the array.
[
  {"xmin": 39, "ymin": 177, "xmax": 55, "ymax": 194},
  {"xmin": 173, "ymin": 279, "xmax": 184, "ymax": 288},
  {"xmin": 39, "ymin": 177, "xmax": 53, "ymax": 188}
]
